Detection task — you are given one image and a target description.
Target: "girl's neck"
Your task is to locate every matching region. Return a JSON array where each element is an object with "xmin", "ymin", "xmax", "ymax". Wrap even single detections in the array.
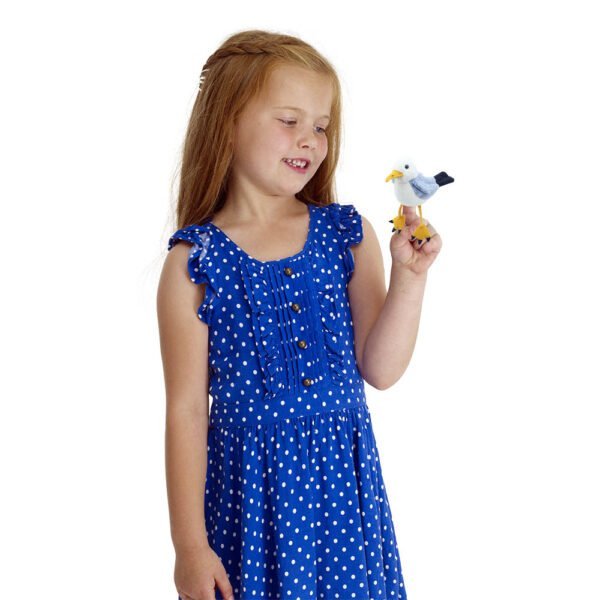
[{"xmin": 212, "ymin": 197, "xmax": 307, "ymax": 229}]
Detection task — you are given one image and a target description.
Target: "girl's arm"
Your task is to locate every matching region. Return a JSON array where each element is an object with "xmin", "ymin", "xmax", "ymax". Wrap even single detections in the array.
[
  {"xmin": 157, "ymin": 243, "xmax": 211, "ymax": 552},
  {"xmin": 348, "ymin": 213, "xmax": 438, "ymax": 390}
]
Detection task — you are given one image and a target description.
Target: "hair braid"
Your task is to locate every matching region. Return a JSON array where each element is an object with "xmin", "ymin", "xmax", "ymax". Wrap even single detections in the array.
[{"xmin": 199, "ymin": 32, "xmax": 310, "ymax": 89}]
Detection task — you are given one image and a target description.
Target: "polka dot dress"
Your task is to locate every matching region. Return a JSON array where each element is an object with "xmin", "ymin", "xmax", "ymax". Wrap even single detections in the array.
[{"xmin": 168, "ymin": 202, "xmax": 408, "ymax": 600}]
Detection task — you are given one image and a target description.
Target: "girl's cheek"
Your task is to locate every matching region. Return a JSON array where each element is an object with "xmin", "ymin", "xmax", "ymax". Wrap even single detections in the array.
[{"xmin": 320, "ymin": 138, "xmax": 328, "ymax": 156}]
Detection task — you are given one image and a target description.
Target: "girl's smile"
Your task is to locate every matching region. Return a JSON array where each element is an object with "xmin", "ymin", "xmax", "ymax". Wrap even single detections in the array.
[{"xmin": 282, "ymin": 157, "xmax": 311, "ymax": 174}]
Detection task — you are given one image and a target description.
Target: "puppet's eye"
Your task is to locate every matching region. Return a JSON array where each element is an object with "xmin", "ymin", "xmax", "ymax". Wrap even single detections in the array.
[{"xmin": 404, "ymin": 164, "xmax": 409, "ymax": 169}]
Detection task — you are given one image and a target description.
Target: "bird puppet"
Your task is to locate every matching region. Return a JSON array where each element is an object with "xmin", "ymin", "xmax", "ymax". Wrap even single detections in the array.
[{"xmin": 385, "ymin": 159, "xmax": 454, "ymax": 241}]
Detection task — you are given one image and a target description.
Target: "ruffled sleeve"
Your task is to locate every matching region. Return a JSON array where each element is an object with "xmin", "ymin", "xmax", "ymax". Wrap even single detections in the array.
[
  {"xmin": 167, "ymin": 224, "xmax": 219, "ymax": 326},
  {"xmin": 328, "ymin": 202, "xmax": 364, "ymax": 280}
]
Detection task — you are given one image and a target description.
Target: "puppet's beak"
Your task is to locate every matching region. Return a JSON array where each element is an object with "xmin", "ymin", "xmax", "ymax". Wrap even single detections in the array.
[{"xmin": 385, "ymin": 170, "xmax": 404, "ymax": 182}]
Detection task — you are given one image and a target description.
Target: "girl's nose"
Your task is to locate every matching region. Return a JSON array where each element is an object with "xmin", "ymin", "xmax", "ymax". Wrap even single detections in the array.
[{"xmin": 298, "ymin": 130, "xmax": 318, "ymax": 149}]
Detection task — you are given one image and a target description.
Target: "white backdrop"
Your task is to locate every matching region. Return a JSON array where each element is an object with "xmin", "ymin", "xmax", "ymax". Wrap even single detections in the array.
[{"xmin": 2, "ymin": 1, "xmax": 599, "ymax": 598}]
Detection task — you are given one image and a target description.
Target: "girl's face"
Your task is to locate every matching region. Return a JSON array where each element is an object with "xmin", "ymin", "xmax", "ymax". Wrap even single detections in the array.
[{"xmin": 230, "ymin": 64, "xmax": 333, "ymax": 200}]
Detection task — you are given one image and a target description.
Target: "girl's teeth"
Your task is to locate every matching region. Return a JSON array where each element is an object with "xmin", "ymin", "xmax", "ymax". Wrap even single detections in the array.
[{"xmin": 284, "ymin": 158, "xmax": 307, "ymax": 168}]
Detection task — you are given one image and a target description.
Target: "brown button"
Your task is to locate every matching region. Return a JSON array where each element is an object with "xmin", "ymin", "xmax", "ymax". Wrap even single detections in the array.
[
  {"xmin": 283, "ymin": 267, "xmax": 293, "ymax": 276},
  {"xmin": 297, "ymin": 340, "xmax": 307, "ymax": 349},
  {"xmin": 291, "ymin": 303, "xmax": 301, "ymax": 312},
  {"xmin": 302, "ymin": 377, "xmax": 313, "ymax": 387}
]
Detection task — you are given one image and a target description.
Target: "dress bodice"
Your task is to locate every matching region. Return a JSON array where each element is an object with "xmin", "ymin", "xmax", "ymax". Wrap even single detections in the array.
[{"xmin": 167, "ymin": 202, "xmax": 365, "ymax": 427}]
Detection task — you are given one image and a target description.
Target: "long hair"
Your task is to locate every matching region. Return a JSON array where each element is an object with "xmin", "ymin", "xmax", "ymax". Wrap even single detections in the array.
[{"xmin": 173, "ymin": 29, "xmax": 343, "ymax": 229}]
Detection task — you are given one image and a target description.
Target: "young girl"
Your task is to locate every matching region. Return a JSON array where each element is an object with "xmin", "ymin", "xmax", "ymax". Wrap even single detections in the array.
[{"xmin": 157, "ymin": 29, "xmax": 441, "ymax": 600}]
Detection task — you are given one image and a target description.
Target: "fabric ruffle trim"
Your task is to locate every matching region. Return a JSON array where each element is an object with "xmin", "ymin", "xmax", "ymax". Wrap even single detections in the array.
[
  {"xmin": 317, "ymin": 278, "xmax": 346, "ymax": 385},
  {"xmin": 241, "ymin": 262, "xmax": 286, "ymax": 402},
  {"xmin": 167, "ymin": 224, "xmax": 219, "ymax": 325},
  {"xmin": 328, "ymin": 203, "xmax": 364, "ymax": 278}
]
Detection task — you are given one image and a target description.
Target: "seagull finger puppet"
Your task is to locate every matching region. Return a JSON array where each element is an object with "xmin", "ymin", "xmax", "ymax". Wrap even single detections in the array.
[{"xmin": 385, "ymin": 159, "xmax": 454, "ymax": 241}]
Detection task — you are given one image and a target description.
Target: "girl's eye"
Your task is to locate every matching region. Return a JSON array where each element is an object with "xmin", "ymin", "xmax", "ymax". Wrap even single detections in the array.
[{"xmin": 279, "ymin": 119, "xmax": 327, "ymax": 134}]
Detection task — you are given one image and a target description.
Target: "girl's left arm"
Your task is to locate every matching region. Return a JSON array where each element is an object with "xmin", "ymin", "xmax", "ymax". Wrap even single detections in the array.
[{"xmin": 348, "ymin": 208, "xmax": 442, "ymax": 389}]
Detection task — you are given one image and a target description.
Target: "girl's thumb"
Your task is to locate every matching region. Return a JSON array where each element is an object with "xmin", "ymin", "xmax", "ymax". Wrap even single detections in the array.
[{"xmin": 214, "ymin": 568, "xmax": 235, "ymax": 600}]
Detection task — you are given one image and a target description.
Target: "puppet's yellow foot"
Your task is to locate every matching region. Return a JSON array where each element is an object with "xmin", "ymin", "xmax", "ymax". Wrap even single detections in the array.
[
  {"xmin": 388, "ymin": 214, "xmax": 406, "ymax": 232},
  {"xmin": 412, "ymin": 223, "xmax": 431, "ymax": 241}
]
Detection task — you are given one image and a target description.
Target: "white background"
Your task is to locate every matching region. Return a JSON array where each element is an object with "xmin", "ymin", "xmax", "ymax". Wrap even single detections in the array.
[{"xmin": 2, "ymin": 1, "xmax": 599, "ymax": 598}]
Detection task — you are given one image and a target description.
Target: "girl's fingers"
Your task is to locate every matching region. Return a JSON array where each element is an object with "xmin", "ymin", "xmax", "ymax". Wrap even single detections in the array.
[{"xmin": 402, "ymin": 207, "xmax": 417, "ymax": 222}]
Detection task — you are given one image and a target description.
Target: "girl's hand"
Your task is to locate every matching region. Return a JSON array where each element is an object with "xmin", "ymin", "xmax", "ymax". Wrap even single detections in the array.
[
  {"xmin": 389, "ymin": 206, "xmax": 442, "ymax": 276},
  {"xmin": 175, "ymin": 544, "xmax": 235, "ymax": 600}
]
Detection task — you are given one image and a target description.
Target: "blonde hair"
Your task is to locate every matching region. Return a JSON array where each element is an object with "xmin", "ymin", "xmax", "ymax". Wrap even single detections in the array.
[{"xmin": 173, "ymin": 29, "xmax": 343, "ymax": 229}]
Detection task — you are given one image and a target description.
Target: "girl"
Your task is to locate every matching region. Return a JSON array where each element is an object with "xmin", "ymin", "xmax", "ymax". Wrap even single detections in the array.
[{"xmin": 157, "ymin": 29, "xmax": 441, "ymax": 600}]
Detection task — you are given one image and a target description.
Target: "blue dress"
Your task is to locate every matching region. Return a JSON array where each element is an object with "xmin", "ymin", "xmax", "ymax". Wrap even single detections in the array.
[{"xmin": 168, "ymin": 201, "xmax": 408, "ymax": 600}]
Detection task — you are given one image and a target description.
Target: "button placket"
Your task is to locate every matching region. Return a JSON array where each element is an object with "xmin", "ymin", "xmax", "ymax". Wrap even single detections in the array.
[
  {"xmin": 283, "ymin": 264, "xmax": 315, "ymax": 388},
  {"xmin": 270, "ymin": 264, "xmax": 297, "ymax": 393}
]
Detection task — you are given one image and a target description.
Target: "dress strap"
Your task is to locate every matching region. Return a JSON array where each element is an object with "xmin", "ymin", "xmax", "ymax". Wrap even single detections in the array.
[{"xmin": 327, "ymin": 203, "xmax": 364, "ymax": 279}]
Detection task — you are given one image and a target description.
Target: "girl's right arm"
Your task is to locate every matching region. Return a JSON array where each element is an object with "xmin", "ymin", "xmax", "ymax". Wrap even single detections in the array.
[{"xmin": 157, "ymin": 243, "xmax": 234, "ymax": 600}]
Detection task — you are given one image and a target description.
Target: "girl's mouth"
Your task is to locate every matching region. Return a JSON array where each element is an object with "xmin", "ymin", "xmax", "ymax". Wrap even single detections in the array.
[{"xmin": 282, "ymin": 158, "xmax": 309, "ymax": 174}]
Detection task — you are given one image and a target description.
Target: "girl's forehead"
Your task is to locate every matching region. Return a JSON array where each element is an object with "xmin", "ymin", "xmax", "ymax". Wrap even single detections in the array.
[{"xmin": 259, "ymin": 71, "xmax": 333, "ymax": 113}]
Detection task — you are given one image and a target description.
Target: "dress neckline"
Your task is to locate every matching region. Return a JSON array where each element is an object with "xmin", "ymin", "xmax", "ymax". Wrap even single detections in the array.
[{"xmin": 207, "ymin": 203, "xmax": 315, "ymax": 266}]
